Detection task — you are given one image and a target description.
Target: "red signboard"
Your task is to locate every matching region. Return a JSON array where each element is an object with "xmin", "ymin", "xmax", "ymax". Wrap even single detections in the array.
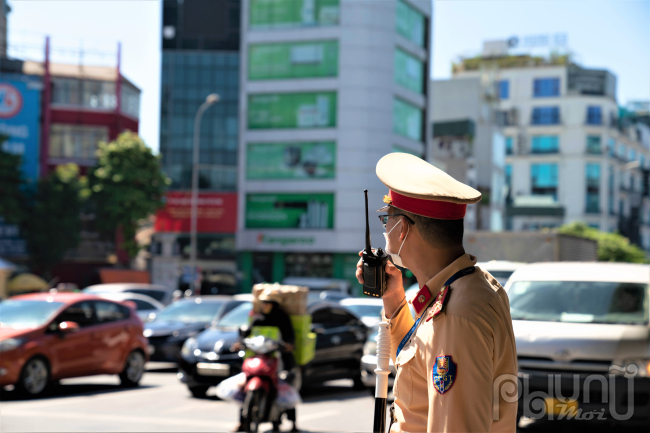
[{"xmin": 155, "ymin": 192, "xmax": 237, "ymax": 234}]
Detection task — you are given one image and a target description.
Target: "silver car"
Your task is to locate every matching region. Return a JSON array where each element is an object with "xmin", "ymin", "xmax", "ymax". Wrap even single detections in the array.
[{"xmin": 505, "ymin": 262, "xmax": 650, "ymax": 423}]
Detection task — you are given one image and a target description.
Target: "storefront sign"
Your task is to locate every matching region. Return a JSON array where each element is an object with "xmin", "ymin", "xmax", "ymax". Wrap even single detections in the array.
[
  {"xmin": 249, "ymin": 40, "xmax": 338, "ymax": 80},
  {"xmin": 246, "ymin": 193, "xmax": 334, "ymax": 229},
  {"xmin": 248, "ymin": 92, "xmax": 337, "ymax": 129},
  {"xmin": 256, "ymin": 234, "xmax": 316, "ymax": 246},
  {"xmin": 250, "ymin": 0, "xmax": 340, "ymax": 29},
  {"xmin": 155, "ymin": 192, "xmax": 237, "ymax": 233},
  {"xmin": 0, "ymin": 79, "xmax": 41, "ymax": 182},
  {"xmin": 247, "ymin": 141, "xmax": 336, "ymax": 179}
]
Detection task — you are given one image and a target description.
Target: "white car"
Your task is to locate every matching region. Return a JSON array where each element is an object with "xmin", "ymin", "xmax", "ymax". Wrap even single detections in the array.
[
  {"xmin": 477, "ymin": 260, "xmax": 527, "ymax": 286},
  {"xmin": 505, "ymin": 262, "xmax": 650, "ymax": 423},
  {"xmin": 95, "ymin": 292, "xmax": 165, "ymax": 322},
  {"xmin": 340, "ymin": 298, "xmax": 384, "ymax": 328},
  {"xmin": 83, "ymin": 283, "xmax": 175, "ymax": 306}
]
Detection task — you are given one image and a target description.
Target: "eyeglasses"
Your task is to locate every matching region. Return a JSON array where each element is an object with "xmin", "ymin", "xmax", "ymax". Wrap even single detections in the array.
[{"xmin": 377, "ymin": 214, "xmax": 415, "ymax": 229}]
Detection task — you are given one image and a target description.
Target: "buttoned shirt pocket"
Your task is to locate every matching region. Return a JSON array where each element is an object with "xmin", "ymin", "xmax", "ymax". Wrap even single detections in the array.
[{"xmin": 394, "ymin": 342, "xmax": 418, "ymax": 407}]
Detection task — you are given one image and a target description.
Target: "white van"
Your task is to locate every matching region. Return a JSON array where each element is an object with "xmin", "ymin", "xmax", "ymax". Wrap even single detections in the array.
[{"xmin": 505, "ymin": 262, "xmax": 650, "ymax": 423}]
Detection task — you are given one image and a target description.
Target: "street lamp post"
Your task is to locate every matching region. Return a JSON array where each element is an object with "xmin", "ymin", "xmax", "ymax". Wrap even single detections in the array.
[{"xmin": 190, "ymin": 93, "xmax": 220, "ymax": 294}]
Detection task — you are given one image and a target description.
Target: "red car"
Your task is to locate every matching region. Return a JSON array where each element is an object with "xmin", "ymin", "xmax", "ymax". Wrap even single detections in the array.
[{"xmin": 0, "ymin": 293, "xmax": 149, "ymax": 397}]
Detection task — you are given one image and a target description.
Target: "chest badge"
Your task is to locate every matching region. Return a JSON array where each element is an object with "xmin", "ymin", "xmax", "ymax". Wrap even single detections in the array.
[
  {"xmin": 432, "ymin": 355, "xmax": 457, "ymax": 395},
  {"xmin": 426, "ymin": 285, "xmax": 450, "ymax": 322}
]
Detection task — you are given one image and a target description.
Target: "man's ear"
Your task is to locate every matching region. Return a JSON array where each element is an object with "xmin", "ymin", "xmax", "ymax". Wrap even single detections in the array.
[{"xmin": 400, "ymin": 218, "xmax": 410, "ymax": 241}]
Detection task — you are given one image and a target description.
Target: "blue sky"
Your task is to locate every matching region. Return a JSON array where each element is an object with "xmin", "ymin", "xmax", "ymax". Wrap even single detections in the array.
[{"xmin": 7, "ymin": 0, "xmax": 650, "ymax": 154}]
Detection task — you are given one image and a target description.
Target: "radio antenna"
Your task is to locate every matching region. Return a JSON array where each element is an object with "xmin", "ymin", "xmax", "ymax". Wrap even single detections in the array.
[{"xmin": 364, "ymin": 189, "xmax": 371, "ymax": 252}]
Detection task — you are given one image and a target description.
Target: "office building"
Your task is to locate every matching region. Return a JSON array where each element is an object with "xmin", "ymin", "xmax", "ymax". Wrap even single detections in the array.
[
  {"xmin": 153, "ymin": 0, "xmax": 241, "ymax": 292},
  {"xmin": 237, "ymin": 0, "xmax": 432, "ymax": 292},
  {"xmin": 452, "ymin": 49, "xmax": 650, "ymax": 250},
  {"xmin": 431, "ymin": 78, "xmax": 506, "ymax": 231}
]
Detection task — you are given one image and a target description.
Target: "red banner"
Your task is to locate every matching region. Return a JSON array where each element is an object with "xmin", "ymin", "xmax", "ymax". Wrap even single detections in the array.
[{"xmin": 155, "ymin": 192, "xmax": 237, "ymax": 234}]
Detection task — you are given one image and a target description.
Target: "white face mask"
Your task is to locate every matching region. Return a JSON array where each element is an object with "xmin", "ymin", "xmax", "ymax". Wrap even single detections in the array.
[{"xmin": 383, "ymin": 217, "xmax": 409, "ymax": 269}]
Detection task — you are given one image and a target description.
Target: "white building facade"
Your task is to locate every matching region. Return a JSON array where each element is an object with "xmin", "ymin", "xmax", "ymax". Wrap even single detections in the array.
[
  {"xmin": 454, "ymin": 59, "xmax": 650, "ymax": 251},
  {"xmin": 236, "ymin": 0, "xmax": 432, "ymax": 291}
]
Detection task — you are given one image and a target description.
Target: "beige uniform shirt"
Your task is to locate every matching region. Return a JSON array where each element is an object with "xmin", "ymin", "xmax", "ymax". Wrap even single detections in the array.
[{"xmin": 387, "ymin": 254, "xmax": 518, "ymax": 433}]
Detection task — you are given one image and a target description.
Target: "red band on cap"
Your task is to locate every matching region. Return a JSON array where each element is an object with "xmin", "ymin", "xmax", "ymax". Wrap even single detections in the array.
[{"xmin": 390, "ymin": 191, "xmax": 466, "ymax": 220}]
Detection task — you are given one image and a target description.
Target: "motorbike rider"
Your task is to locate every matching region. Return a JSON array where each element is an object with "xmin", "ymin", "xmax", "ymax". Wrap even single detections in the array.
[{"xmin": 233, "ymin": 289, "xmax": 299, "ymax": 432}]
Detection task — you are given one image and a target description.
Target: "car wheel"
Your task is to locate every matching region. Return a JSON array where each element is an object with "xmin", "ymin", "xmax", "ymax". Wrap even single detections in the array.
[
  {"xmin": 189, "ymin": 385, "xmax": 210, "ymax": 398},
  {"xmin": 16, "ymin": 357, "xmax": 50, "ymax": 397},
  {"xmin": 119, "ymin": 350, "xmax": 145, "ymax": 387}
]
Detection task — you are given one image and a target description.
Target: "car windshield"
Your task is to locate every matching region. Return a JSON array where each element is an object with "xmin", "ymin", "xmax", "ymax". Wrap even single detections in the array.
[
  {"xmin": 345, "ymin": 304, "xmax": 383, "ymax": 319},
  {"xmin": 509, "ymin": 281, "xmax": 649, "ymax": 325},
  {"xmin": 217, "ymin": 303, "xmax": 252, "ymax": 329},
  {"xmin": 126, "ymin": 289, "xmax": 166, "ymax": 302},
  {"xmin": 488, "ymin": 270, "xmax": 514, "ymax": 279},
  {"xmin": 0, "ymin": 300, "xmax": 65, "ymax": 329},
  {"xmin": 154, "ymin": 299, "xmax": 224, "ymax": 323}
]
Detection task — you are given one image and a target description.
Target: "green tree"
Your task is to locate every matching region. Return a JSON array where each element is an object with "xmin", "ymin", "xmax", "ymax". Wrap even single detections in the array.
[
  {"xmin": 89, "ymin": 131, "xmax": 169, "ymax": 260},
  {"xmin": 558, "ymin": 222, "xmax": 647, "ymax": 263},
  {"xmin": 0, "ymin": 136, "xmax": 26, "ymax": 225},
  {"xmin": 23, "ymin": 163, "xmax": 86, "ymax": 278}
]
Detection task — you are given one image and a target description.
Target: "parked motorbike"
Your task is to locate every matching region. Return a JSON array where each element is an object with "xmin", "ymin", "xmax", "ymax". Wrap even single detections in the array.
[{"xmin": 241, "ymin": 335, "xmax": 289, "ymax": 433}]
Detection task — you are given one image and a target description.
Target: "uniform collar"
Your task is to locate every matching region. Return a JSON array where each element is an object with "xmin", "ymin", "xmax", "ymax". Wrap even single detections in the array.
[{"xmin": 410, "ymin": 253, "xmax": 477, "ymax": 317}]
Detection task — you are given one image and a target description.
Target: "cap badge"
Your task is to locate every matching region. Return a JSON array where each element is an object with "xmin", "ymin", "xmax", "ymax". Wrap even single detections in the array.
[{"xmin": 383, "ymin": 195, "xmax": 392, "ymax": 204}]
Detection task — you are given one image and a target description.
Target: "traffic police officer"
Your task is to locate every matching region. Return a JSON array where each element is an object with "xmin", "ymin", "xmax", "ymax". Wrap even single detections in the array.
[{"xmin": 357, "ymin": 153, "xmax": 518, "ymax": 432}]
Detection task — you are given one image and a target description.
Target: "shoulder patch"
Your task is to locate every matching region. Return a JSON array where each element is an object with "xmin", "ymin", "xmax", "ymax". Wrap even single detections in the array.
[
  {"xmin": 432, "ymin": 355, "xmax": 457, "ymax": 395},
  {"xmin": 426, "ymin": 285, "xmax": 451, "ymax": 322}
]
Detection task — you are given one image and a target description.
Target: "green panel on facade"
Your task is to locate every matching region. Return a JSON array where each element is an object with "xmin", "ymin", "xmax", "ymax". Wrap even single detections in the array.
[
  {"xmin": 250, "ymin": 0, "xmax": 340, "ymax": 29},
  {"xmin": 247, "ymin": 141, "xmax": 336, "ymax": 180},
  {"xmin": 394, "ymin": 48, "xmax": 423, "ymax": 93},
  {"xmin": 248, "ymin": 92, "xmax": 337, "ymax": 129},
  {"xmin": 238, "ymin": 251, "xmax": 253, "ymax": 293},
  {"xmin": 272, "ymin": 252, "xmax": 286, "ymax": 283},
  {"xmin": 246, "ymin": 193, "xmax": 335, "ymax": 229},
  {"xmin": 396, "ymin": 0, "xmax": 425, "ymax": 47},
  {"xmin": 333, "ymin": 253, "xmax": 364, "ymax": 297},
  {"xmin": 249, "ymin": 40, "xmax": 339, "ymax": 80},
  {"xmin": 393, "ymin": 98, "xmax": 423, "ymax": 141}
]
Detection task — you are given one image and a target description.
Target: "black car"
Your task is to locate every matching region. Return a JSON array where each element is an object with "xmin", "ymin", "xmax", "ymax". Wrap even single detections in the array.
[
  {"xmin": 177, "ymin": 301, "xmax": 369, "ymax": 398},
  {"xmin": 144, "ymin": 296, "xmax": 246, "ymax": 362}
]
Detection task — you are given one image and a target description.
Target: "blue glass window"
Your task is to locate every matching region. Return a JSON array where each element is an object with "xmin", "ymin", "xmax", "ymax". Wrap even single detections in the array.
[
  {"xmin": 586, "ymin": 135, "xmax": 601, "ymax": 154},
  {"xmin": 618, "ymin": 143, "xmax": 626, "ymax": 159},
  {"xmin": 498, "ymin": 80, "xmax": 509, "ymax": 100},
  {"xmin": 608, "ymin": 166, "xmax": 615, "ymax": 215},
  {"xmin": 531, "ymin": 163, "xmax": 558, "ymax": 199},
  {"xmin": 629, "ymin": 149, "xmax": 636, "ymax": 162},
  {"xmin": 531, "ymin": 136, "xmax": 559, "ymax": 154},
  {"xmin": 532, "ymin": 107, "xmax": 560, "ymax": 125},
  {"xmin": 607, "ymin": 139, "xmax": 615, "ymax": 157},
  {"xmin": 505, "ymin": 164, "xmax": 512, "ymax": 186},
  {"xmin": 586, "ymin": 163, "xmax": 601, "ymax": 188},
  {"xmin": 505, "ymin": 137, "xmax": 513, "ymax": 155},
  {"xmin": 641, "ymin": 155, "xmax": 646, "ymax": 169},
  {"xmin": 533, "ymin": 78, "xmax": 560, "ymax": 97},
  {"xmin": 586, "ymin": 106, "xmax": 602, "ymax": 125}
]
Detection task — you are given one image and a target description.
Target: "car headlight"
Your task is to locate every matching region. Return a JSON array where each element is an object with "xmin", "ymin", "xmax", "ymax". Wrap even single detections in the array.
[
  {"xmin": 181, "ymin": 337, "xmax": 198, "ymax": 358},
  {"xmin": 0, "ymin": 338, "xmax": 25, "ymax": 352},
  {"xmin": 610, "ymin": 359, "xmax": 650, "ymax": 377},
  {"xmin": 143, "ymin": 329, "xmax": 153, "ymax": 338}
]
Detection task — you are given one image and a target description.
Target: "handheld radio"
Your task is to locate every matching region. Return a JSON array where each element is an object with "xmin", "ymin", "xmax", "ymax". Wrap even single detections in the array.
[{"xmin": 362, "ymin": 189, "xmax": 389, "ymax": 298}]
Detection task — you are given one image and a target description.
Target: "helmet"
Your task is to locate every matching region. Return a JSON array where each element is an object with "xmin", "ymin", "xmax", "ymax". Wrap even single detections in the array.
[{"xmin": 258, "ymin": 288, "xmax": 282, "ymax": 304}]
